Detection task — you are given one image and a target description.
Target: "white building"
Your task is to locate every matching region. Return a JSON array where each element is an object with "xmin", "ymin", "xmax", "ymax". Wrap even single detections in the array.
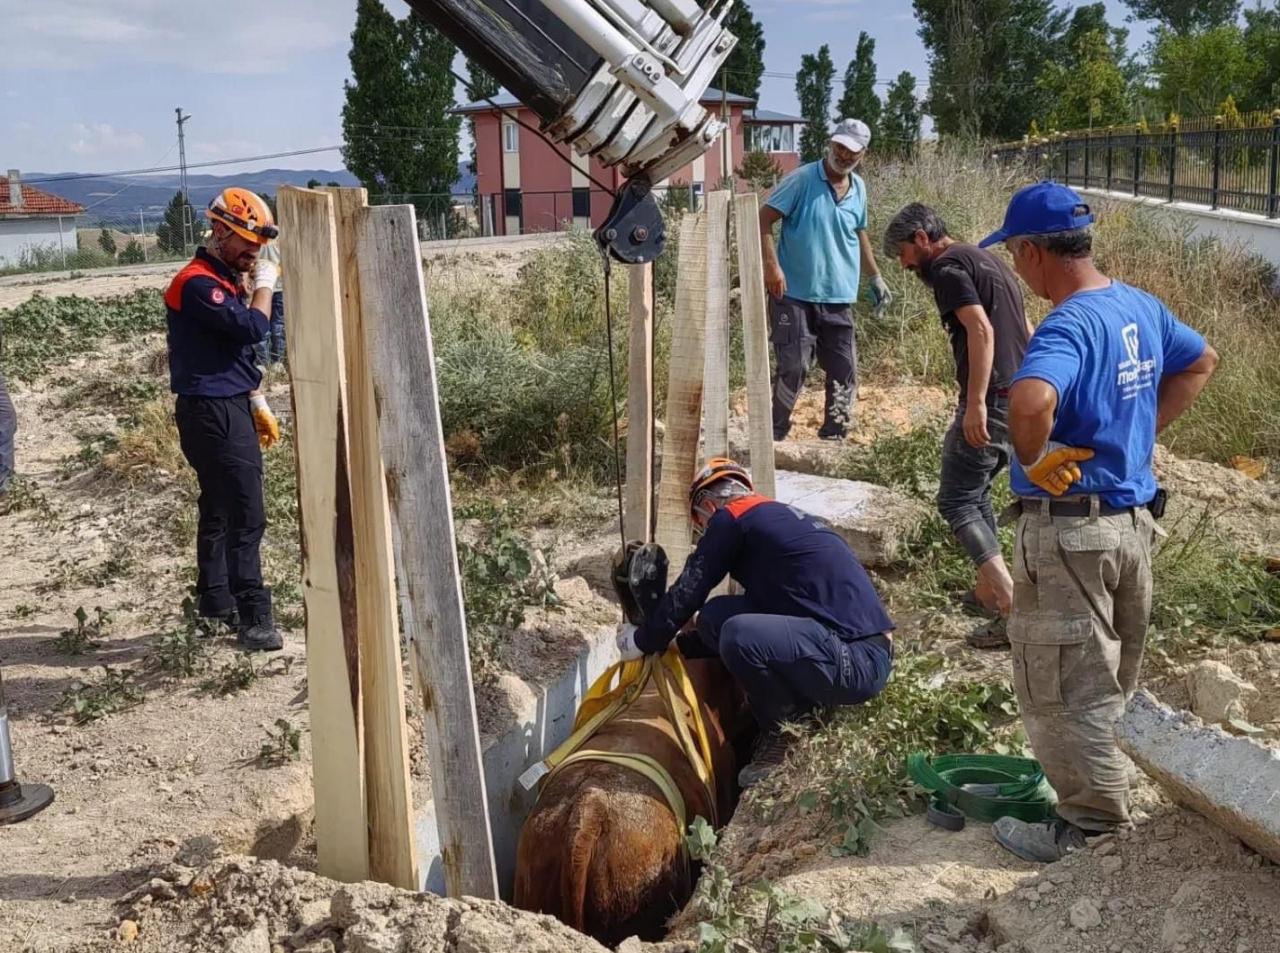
[{"xmin": 0, "ymin": 170, "xmax": 85, "ymax": 268}]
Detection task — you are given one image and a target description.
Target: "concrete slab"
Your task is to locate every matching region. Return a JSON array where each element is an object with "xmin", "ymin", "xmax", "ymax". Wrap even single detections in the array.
[
  {"xmin": 773, "ymin": 470, "xmax": 927, "ymax": 568},
  {"xmin": 1117, "ymin": 689, "xmax": 1280, "ymax": 864}
]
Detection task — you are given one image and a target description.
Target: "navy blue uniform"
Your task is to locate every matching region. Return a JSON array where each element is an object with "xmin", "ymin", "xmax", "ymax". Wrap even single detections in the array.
[
  {"xmin": 638, "ymin": 495, "xmax": 895, "ymax": 729},
  {"xmin": 165, "ymin": 248, "xmax": 272, "ymax": 623}
]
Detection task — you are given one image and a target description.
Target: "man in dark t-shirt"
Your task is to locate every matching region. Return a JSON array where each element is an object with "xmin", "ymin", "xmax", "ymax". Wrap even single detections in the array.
[{"xmin": 884, "ymin": 203, "xmax": 1032, "ymax": 646}]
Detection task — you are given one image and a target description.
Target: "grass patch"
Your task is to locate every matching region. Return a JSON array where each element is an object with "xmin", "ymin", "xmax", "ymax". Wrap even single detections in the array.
[
  {"xmin": 55, "ymin": 606, "xmax": 111, "ymax": 656},
  {"xmin": 0, "ymin": 476, "xmax": 59, "ymax": 527},
  {"xmin": 59, "ymin": 666, "xmax": 144, "ymax": 724},
  {"xmin": 258, "ymin": 718, "xmax": 303, "ymax": 765}
]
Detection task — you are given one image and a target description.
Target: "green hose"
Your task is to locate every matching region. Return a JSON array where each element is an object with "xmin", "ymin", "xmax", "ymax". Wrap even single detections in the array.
[{"xmin": 907, "ymin": 752, "xmax": 1058, "ymax": 828}]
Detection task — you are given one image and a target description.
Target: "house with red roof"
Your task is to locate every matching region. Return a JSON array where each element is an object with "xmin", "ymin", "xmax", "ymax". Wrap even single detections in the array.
[
  {"xmin": 455, "ymin": 89, "xmax": 802, "ymax": 236},
  {"xmin": 0, "ymin": 170, "xmax": 85, "ymax": 267}
]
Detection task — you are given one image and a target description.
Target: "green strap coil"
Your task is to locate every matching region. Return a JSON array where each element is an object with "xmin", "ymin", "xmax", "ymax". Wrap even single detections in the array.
[{"xmin": 907, "ymin": 752, "xmax": 1059, "ymax": 827}]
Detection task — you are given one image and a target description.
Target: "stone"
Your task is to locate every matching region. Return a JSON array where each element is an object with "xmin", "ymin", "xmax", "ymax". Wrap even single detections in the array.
[
  {"xmin": 1117, "ymin": 690, "xmax": 1280, "ymax": 864},
  {"xmin": 771, "ymin": 470, "xmax": 927, "ymax": 567},
  {"xmin": 117, "ymin": 920, "xmax": 139, "ymax": 944},
  {"xmin": 1102, "ymin": 856, "xmax": 1124, "ymax": 874},
  {"xmin": 1186, "ymin": 661, "xmax": 1259, "ymax": 726},
  {"xmin": 1069, "ymin": 899, "xmax": 1102, "ymax": 931},
  {"xmin": 228, "ymin": 920, "xmax": 271, "ymax": 953},
  {"xmin": 1093, "ymin": 840, "xmax": 1117, "ymax": 857}
]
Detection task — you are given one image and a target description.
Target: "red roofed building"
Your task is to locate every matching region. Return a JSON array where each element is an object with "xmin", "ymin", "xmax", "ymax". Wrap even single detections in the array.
[{"xmin": 1, "ymin": 170, "xmax": 85, "ymax": 267}]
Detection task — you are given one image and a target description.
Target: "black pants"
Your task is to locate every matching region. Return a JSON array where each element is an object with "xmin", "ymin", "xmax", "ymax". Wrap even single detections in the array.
[
  {"xmin": 175, "ymin": 395, "xmax": 271, "ymax": 621},
  {"xmin": 938, "ymin": 400, "xmax": 1012, "ymax": 566},
  {"xmin": 769, "ymin": 296, "xmax": 856, "ymax": 440}
]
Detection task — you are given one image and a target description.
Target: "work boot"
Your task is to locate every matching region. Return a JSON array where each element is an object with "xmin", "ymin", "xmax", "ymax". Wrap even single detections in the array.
[
  {"xmin": 993, "ymin": 816, "xmax": 1089, "ymax": 863},
  {"xmin": 738, "ymin": 729, "xmax": 794, "ymax": 788},
  {"xmin": 965, "ymin": 617, "xmax": 1010, "ymax": 650},
  {"xmin": 958, "ymin": 588, "xmax": 1000, "ymax": 620},
  {"xmin": 238, "ymin": 615, "xmax": 283, "ymax": 653}
]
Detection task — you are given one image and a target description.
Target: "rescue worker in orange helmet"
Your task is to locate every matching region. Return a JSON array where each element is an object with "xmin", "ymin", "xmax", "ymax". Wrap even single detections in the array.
[{"xmin": 163, "ymin": 188, "xmax": 283, "ymax": 651}]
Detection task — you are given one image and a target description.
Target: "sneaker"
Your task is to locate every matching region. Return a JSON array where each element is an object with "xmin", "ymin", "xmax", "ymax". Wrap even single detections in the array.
[
  {"xmin": 738, "ymin": 729, "xmax": 794, "ymax": 788},
  {"xmin": 993, "ymin": 817, "xmax": 1089, "ymax": 863},
  {"xmin": 816, "ymin": 426, "xmax": 846, "ymax": 441},
  {"xmin": 965, "ymin": 617, "xmax": 1010, "ymax": 650},
  {"xmin": 958, "ymin": 588, "xmax": 1000, "ymax": 620},
  {"xmin": 237, "ymin": 616, "xmax": 283, "ymax": 652}
]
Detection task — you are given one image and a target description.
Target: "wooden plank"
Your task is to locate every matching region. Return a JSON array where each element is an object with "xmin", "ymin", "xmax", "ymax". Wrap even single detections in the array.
[
  {"xmin": 277, "ymin": 186, "xmax": 370, "ymax": 883},
  {"xmin": 654, "ymin": 211, "xmax": 708, "ymax": 571},
  {"xmin": 326, "ymin": 187, "xmax": 419, "ymax": 890},
  {"xmin": 702, "ymin": 190, "xmax": 731, "ymax": 459},
  {"xmin": 355, "ymin": 203, "xmax": 500, "ymax": 900},
  {"xmin": 624, "ymin": 263, "xmax": 654, "ymax": 543},
  {"xmin": 734, "ymin": 191, "xmax": 777, "ymax": 499}
]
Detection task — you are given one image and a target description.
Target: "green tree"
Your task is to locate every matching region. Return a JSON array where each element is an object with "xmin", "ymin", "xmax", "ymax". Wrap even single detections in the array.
[
  {"xmin": 880, "ymin": 71, "xmax": 923, "ymax": 158},
  {"xmin": 1038, "ymin": 27, "xmax": 1131, "ymax": 130},
  {"xmin": 465, "ymin": 56, "xmax": 500, "ymax": 180},
  {"xmin": 836, "ymin": 32, "xmax": 882, "ymax": 141},
  {"xmin": 914, "ymin": 0, "xmax": 1068, "ymax": 140},
  {"xmin": 796, "ymin": 44, "xmax": 836, "ymax": 162},
  {"xmin": 118, "ymin": 239, "xmax": 145, "ymax": 264},
  {"xmin": 736, "ymin": 150, "xmax": 783, "ymax": 191},
  {"xmin": 155, "ymin": 190, "xmax": 199, "ymax": 254},
  {"xmin": 341, "ymin": 1, "xmax": 461, "ymax": 213},
  {"xmin": 1242, "ymin": 3, "xmax": 1280, "ymax": 111},
  {"xmin": 1121, "ymin": 0, "xmax": 1240, "ymax": 35},
  {"xmin": 97, "ymin": 228, "xmax": 117, "ymax": 258},
  {"xmin": 1150, "ymin": 24, "xmax": 1255, "ymax": 117},
  {"xmin": 720, "ymin": 0, "xmax": 766, "ymax": 101}
]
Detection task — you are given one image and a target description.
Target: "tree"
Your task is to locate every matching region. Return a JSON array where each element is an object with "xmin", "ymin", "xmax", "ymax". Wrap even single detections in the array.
[
  {"xmin": 796, "ymin": 44, "xmax": 836, "ymax": 162},
  {"xmin": 736, "ymin": 150, "xmax": 784, "ymax": 191},
  {"xmin": 1150, "ymin": 25, "xmax": 1255, "ymax": 118},
  {"xmin": 1037, "ymin": 27, "xmax": 1131, "ymax": 130},
  {"xmin": 155, "ymin": 190, "xmax": 200, "ymax": 254},
  {"xmin": 1120, "ymin": 0, "xmax": 1240, "ymax": 35},
  {"xmin": 341, "ymin": 1, "xmax": 461, "ymax": 214},
  {"xmin": 1242, "ymin": 3, "xmax": 1280, "ymax": 111},
  {"xmin": 880, "ymin": 71, "xmax": 923, "ymax": 159},
  {"xmin": 720, "ymin": 0, "xmax": 766, "ymax": 101},
  {"xmin": 836, "ymin": 32, "xmax": 882, "ymax": 141},
  {"xmin": 914, "ymin": 0, "xmax": 1068, "ymax": 140},
  {"xmin": 464, "ymin": 56, "xmax": 500, "ymax": 180},
  {"xmin": 119, "ymin": 240, "xmax": 145, "ymax": 265},
  {"xmin": 97, "ymin": 228, "xmax": 117, "ymax": 258}
]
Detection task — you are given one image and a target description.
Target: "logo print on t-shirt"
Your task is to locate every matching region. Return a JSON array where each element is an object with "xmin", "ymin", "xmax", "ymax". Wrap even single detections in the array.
[
  {"xmin": 210, "ymin": 289, "xmax": 225, "ymax": 305},
  {"xmin": 1116, "ymin": 322, "xmax": 1156, "ymax": 399}
]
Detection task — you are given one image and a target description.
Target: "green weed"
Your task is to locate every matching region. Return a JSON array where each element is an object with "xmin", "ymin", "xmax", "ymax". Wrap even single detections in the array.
[
  {"xmin": 59, "ymin": 666, "xmax": 143, "ymax": 724},
  {"xmin": 59, "ymin": 430, "xmax": 120, "ymax": 476},
  {"xmin": 201, "ymin": 655, "xmax": 260, "ymax": 697},
  {"xmin": 0, "ymin": 476, "xmax": 59, "ymax": 527},
  {"xmin": 12, "ymin": 604, "xmax": 36, "ymax": 620},
  {"xmin": 55, "ymin": 606, "xmax": 111, "ymax": 655},
  {"xmin": 258, "ymin": 718, "xmax": 303, "ymax": 765}
]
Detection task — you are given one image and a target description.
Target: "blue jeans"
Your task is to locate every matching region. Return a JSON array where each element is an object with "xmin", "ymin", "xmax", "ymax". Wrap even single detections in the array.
[
  {"xmin": 0, "ymin": 365, "xmax": 15, "ymax": 492},
  {"xmin": 694, "ymin": 595, "xmax": 892, "ymax": 730},
  {"xmin": 937, "ymin": 400, "xmax": 1011, "ymax": 566},
  {"xmin": 254, "ymin": 292, "xmax": 286, "ymax": 365}
]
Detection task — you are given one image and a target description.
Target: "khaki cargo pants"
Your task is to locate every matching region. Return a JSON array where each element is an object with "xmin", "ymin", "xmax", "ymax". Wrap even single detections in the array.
[{"xmin": 1009, "ymin": 497, "xmax": 1158, "ymax": 832}]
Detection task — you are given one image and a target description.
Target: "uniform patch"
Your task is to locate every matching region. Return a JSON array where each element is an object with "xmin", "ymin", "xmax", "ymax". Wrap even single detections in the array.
[{"xmin": 210, "ymin": 288, "xmax": 225, "ymax": 304}]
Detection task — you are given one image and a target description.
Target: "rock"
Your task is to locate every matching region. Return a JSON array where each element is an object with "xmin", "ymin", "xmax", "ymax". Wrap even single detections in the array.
[
  {"xmin": 1186, "ymin": 660, "xmax": 1259, "ymax": 725},
  {"xmin": 1093, "ymin": 840, "xmax": 1117, "ymax": 857},
  {"xmin": 228, "ymin": 920, "xmax": 271, "ymax": 953},
  {"xmin": 1046, "ymin": 868, "xmax": 1074, "ymax": 885},
  {"xmin": 1069, "ymin": 900, "xmax": 1102, "ymax": 931},
  {"xmin": 117, "ymin": 920, "xmax": 139, "ymax": 944},
  {"xmin": 176, "ymin": 834, "xmax": 222, "ymax": 868},
  {"xmin": 1102, "ymin": 856, "xmax": 1123, "ymax": 874}
]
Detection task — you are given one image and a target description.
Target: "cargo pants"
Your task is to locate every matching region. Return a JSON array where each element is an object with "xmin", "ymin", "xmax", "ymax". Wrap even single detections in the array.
[{"xmin": 1009, "ymin": 497, "xmax": 1157, "ymax": 832}]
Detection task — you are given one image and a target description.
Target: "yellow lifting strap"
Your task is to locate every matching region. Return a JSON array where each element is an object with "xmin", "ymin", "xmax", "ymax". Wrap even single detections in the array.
[
  {"xmin": 555, "ymin": 749, "xmax": 688, "ymax": 837},
  {"xmin": 518, "ymin": 647, "xmax": 719, "ymax": 827}
]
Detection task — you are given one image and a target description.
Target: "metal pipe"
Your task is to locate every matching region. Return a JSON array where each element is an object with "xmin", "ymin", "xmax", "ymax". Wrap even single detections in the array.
[{"xmin": 0, "ymin": 666, "xmax": 15, "ymax": 786}]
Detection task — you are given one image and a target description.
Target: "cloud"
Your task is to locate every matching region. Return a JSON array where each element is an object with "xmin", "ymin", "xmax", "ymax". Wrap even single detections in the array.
[{"xmin": 70, "ymin": 123, "xmax": 146, "ymax": 157}]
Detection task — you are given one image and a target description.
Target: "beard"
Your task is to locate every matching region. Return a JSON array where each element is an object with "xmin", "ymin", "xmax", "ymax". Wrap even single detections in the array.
[{"xmin": 825, "ymin": 146, "xmax": 859, "ymax": 175}]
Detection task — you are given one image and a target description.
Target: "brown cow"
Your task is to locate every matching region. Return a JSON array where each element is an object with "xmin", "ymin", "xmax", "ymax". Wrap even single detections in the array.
[{"xmin": 514, "ymin": 657, "xmax": 745, "ymax": 945}]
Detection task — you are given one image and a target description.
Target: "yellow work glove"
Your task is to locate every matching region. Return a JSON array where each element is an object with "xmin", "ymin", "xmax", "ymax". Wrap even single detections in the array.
[
  {"xmin": 1025, "ymin": 441, "xmax": 1094, "ymax": 496},
  {"xmin": 250, "ymin": 394, "xmax": 280, "ymax": 450}
]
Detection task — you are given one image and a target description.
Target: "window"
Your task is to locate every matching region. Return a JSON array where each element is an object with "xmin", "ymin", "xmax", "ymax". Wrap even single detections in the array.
[
  {"xmin": 504, "ymin": 188, "xmax": 522, "ymax": 219},
  {"xmin": 503, "ymin": 121, "xmax": 518, "ymax": 153},
  {"xmin": 747, "ymin": 124, "xmax": 796, "ymax": 153},
  {"xmin": 571, "ymin": 187, "xmax": 591, "ymax": 218}
]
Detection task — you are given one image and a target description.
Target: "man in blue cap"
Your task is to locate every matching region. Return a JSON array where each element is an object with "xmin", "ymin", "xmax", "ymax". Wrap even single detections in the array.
[{"xmin": 980, "ymin": 181, "xmax": 1218, "ymax": 863}]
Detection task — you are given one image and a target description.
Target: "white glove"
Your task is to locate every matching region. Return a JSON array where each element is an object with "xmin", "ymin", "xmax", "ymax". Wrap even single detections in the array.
[
  {"xmin": 252, "ymin": 258, "xmax": 280, "ymax": 293},
  {"xmin": 616, "ymin": 622, "xmax": 644, "ymax": 662},
  {"xmin": 870, "ymin": 273, "xmax": 893, "ymax": 318}
]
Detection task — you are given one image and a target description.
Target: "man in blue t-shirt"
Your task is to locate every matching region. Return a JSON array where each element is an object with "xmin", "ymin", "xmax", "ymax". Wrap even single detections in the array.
[
  {"xmin": 978, "ymin": 182, "xmax": 1218, "ymax": 863},
  {"xmin": 760, "ymin": 118, "xmax": 893, "ymax": 441}
]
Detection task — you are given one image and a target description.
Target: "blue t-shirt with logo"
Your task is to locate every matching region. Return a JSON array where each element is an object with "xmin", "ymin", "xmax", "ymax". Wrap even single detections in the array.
[
  {"xmin": 1011, "ymin": 281, "xmax": 1206, "ymax": 508},
  {"xmin": 765, "ymin": 161, "xmax": 867, "ymax": 304}
]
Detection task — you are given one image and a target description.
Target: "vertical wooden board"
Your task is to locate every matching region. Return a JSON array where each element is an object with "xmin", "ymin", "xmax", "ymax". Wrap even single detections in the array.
[
  {"xmin": 655, "ymin": 211, "xmax": 708, "ymax": 571},
  {"xmin": 277, "ymin": 187, "xmax": 370, "ymax": 883},
  {"xmin": 355, "ymin": 204, "xmax": 499, "ymax": 901},
  {"xmin": 702, "ymin": 191, "xmax": 731, "ymax": 459},
  {"xmin": 625, "ymin": 263, "xmax": 654, "ymax": 544},
  {"xmin": 326, "ymin": 187, "xmax": 419, "ymax": 890},
  {"xmin": 734, "ymin": 191, "xmax": 777, "ymax": 499}
]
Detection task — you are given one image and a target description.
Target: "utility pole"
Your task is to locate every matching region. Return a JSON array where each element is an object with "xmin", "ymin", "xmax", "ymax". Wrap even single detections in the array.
[
  {"xmin": 176, "ymin": 108, "xmax": 193, "ymax": 254},
  {"xmin": 721, "ymin": 69, "xmax": 731, "ymax": 189}
]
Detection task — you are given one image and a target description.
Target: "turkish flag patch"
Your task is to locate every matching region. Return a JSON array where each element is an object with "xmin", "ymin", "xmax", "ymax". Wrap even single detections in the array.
[{"xmin": 210, "ymin": 289, "xmax": 225, "ymax": 304}]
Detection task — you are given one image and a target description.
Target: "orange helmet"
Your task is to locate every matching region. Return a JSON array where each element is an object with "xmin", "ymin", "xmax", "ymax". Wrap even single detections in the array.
[
  {"xmin": 688, "ymin": 457, "xmax": 754, "ymax": 528},
  {"xmin": 207, "ymin": 188, "xmax": 278, "ymax": 245}
]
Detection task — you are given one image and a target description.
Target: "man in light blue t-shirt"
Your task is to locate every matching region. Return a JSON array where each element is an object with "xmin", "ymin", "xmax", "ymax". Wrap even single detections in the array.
[
  {"xmin": 760, "ymin": 119, "xmax": 892, "ymax": 441},
  {"xmin": 980, "ymin": 181, "xmax": 1218, "ymax": 864}
]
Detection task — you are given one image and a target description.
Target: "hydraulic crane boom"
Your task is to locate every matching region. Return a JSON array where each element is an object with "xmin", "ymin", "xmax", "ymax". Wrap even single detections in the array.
[{"xmin": 404, "ymin": 0, "xmax": 738, "ymax": 261}]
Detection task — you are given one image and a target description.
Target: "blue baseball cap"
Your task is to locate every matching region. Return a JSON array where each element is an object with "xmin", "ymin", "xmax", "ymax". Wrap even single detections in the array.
[{"xmin": 978, "ymin": 180, "xmax": 1095, "ymax": 248}]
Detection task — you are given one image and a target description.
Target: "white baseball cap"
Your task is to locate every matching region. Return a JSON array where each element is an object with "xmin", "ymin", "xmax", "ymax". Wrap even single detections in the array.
[{"xmin": 831, "ymin": 118, "xmax": 871, "ymax": 153}]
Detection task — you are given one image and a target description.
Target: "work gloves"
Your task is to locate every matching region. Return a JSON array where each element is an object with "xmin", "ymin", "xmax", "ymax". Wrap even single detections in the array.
[
  {"xmin": 250, "ymin": 394, "xmax": 281, "ymax": 450},
  {"xmin": 252, "ymin": 258, "xmax": 280, "ymax": 293},
  {"xmin": 869, "ymin": 273, "xmax": 893, "ymax": 319},
  {"xmin": 1025, "ymin": 442, "xmax": 1094, "ymax": 496},
  {"xmin": 616, "ymin": 622, "xmax": 644, "ymax": 662}
]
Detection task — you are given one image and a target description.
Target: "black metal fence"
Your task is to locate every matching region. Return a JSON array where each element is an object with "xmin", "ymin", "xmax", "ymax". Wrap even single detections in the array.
[{"xmin": 992, "ymin": 113, "xmax": 1280, "ymax": 219}]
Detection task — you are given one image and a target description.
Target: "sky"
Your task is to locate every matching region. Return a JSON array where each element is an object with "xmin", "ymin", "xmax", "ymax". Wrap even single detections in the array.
[{"xmin": 1, "ymin": 0, "xmax": 1154, "ymax": 179}]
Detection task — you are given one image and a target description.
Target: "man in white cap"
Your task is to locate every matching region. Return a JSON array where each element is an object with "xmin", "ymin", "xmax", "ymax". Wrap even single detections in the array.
[{"xmin": 759, "ymin": 118, "xmax": 892, "ymax": 441}]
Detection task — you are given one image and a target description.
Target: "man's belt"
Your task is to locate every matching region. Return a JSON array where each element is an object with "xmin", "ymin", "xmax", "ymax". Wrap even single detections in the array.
[{"xmin": 1020, "ymin": 497, "xmax": 1133, "ymax": 518}]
